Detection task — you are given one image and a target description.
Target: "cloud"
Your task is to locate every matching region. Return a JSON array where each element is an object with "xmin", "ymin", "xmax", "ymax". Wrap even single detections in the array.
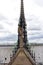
[
  {"xmin": 27, "ymin": 15, "xmax": 41, "ymax": 36},
  {"xmin": 0, "ymin": 24, "xmax": 4, "ymax": 29},
  {"xmin": 28, "ymin": 34, "xmax": 43, "ymax": 40},
  {"xmin": 28, "ymin": 31, "xmax": 41, "ymax": 35},
  {"xmin": 26, "ymin": 14, "xmax": 43, "ymax": 43},
  {"xmin": 0, "ymin": 14, "xmax": 16, "ymax": 35},
  {"xmin": 0, "ymin": 14, "xmax": 7, "ymax": 20},
  {"xmin": 0, "ymin": 34, "xmax": 17, "ymax": 41},
  {"xmin": 0, "ymin": 30, "xmax": 10, "ymax": 33},
  {"xmin": 28, "ymin": 27, "xmax": 40, "ymax": 31},
  {"xmin": 0, "ymin": 34, "xmax": 18, "ymax": 44},
  {"xmin": 29, "ymin": 39, "xmax": 43, "ymax": 43},
  {"xmin": 5, "ymin": 21, "xmax": 13, "ymax": 26},
  {"xmin": 0, "ymin": 14, "xmax": 13, "ymax": 26},
  {"xmin": 33, "ymin": 0, "xmax": 43, "ymax": 7}
]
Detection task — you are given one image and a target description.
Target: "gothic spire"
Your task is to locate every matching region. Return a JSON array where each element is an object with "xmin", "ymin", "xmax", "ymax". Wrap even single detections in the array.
[{"xmin": 18, "ymin": 0, "xmax": 27, "ymax": 48}]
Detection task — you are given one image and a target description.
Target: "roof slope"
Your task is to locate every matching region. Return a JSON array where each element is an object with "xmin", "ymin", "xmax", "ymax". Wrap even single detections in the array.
[{"xmin": 8, "ymin": 48, "xmax": 36, "ymax": 65}]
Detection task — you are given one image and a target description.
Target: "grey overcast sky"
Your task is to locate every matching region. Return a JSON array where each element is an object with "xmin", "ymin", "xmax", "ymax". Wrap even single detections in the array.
[{"xmin": 0, "ymin": 0, "xmax": 43, "ymax": 44}]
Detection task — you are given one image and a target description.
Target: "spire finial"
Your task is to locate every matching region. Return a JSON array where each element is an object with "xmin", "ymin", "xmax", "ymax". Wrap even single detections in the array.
[{"xmin": 20, "ymin": 0, "xmax": 24, "ymax": 18}]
